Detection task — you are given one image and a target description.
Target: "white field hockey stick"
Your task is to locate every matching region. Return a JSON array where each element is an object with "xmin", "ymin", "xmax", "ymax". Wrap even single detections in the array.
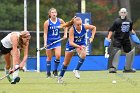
[
  {"xmin": 37, "ymin": 38, "xmax": 64, "ymax": 51},
  {"xmin": 78, "ymin": 39, "xmax": 90, "ymax": 58},
  {"xmin": 0, "ymin": 67, "xmax": 20, "ymax": 81}
]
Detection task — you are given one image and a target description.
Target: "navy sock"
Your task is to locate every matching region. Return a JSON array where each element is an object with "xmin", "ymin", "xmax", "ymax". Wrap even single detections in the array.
[
  {"xmin": 75, "ymin": 58, "xmax": 85, "ymax": 70},
  {"xmin": 54, "ymin": 59, "xmax": 60, "ymax": 71},
  {"xmin": 46, "ymin": 61, "xmax": 51, "ymax": 73},
  {"xmin": 59, "ymin": 65, "xmax": 67, "ymax": 77}
]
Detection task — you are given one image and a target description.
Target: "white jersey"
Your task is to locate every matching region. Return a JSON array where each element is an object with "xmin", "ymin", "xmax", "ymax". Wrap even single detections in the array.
[{"xmin": 1, "ymin": 32, "xmax": 20, "ymax": 48}]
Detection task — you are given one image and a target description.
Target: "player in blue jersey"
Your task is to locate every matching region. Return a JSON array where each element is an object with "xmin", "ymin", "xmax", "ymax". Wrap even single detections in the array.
[
  {"xmin": 57, "ymin": 17, "xmax": 96, "ymax": 83},
  {"xmin": 44, "ymin": 8, "xmax": 68, "ymax": 77}
]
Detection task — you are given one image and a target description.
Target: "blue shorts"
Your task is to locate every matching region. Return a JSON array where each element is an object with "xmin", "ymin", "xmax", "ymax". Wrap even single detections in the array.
[
  {"xmin": 47, "ymin": 39, "xmax": 61, "ymax": 50},
  {"xmin": 65, "ymin": 46, "xmax": 76, "ymax": 52},
  {"xmin": 65, "ymin": 44, "xmax": 86, "ymax": 52}
]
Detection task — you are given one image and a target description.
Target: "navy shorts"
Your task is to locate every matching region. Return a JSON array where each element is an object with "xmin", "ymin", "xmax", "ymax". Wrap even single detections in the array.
[{"xmin": 0, "ymin": 42, "xmax": 12, "ymax": 54}]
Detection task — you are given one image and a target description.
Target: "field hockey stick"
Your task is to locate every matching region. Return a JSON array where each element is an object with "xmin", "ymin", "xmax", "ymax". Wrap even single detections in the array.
[
  {"xmin": 37, "ymin": 38, "xmax": 65, "ymax": 51},
  {"xmin": 0, "ymin": 67, "xmax": 20, "ymax": 80},
  {"xmin": 78, "ymin": 39, "xmax": 90, "ymax": 58}
]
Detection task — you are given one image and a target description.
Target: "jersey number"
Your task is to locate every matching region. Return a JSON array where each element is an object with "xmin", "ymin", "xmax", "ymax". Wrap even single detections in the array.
[
  {"xmin": 52, "ymin": 29, "xmax": 58, "ymax": 36},
  {"xmin": 75, "ymin": 38, "xmax": 82, "ymax": 42},
  {"xmin": 121, "ymin": 24, "xmax": 130, "ymax": 32}
]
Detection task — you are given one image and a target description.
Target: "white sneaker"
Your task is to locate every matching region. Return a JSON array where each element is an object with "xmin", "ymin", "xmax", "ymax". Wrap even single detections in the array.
[
  {"xmin": 73, "ymin": 70, "xmax": 80, "ymax": 79},
  {"xmin": 57, "ymin": 76, "xmax": 64, "ymax": 84}
]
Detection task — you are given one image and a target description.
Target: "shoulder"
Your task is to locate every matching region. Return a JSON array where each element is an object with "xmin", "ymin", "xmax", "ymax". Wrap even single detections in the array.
[
  {"xmin": 69, "ymin": 26, "xmax": 74, "ymax": 31},
  {"xmin": 126, "ymin": 18, "xmax": 132, "ymax": 23},
  {"xmin": 10, "ymin": 32, "xmax": 19, "ymax": 42},
  {"xmin": 114, "ymin": 17, "xmax": 121, "ymax": 22},
  {"xmin": 44, "ymin": 20, "xmax": 49, "ymax": 25},
  {"xmin": 58, "ymin": 18, "xmax": 65, "ymax": 23}
]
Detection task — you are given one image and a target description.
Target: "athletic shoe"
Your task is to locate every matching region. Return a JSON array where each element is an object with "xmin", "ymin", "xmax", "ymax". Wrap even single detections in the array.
[
  {"xmin": 109, "ymin": 67, "xmax": 117, "ymax": 73},
  {"xmin": 123, "ymin": 68, "xmax": 136, "ymax": 73},
  {"xmin": 57, "ymin": 76, "xmax": 64, "ymax": 83},
  {"xmin": 46, "ymin": 72, "xmax": 51, "ymax": 78},
  {"xmin": 11, "ymin": 77, "xmax": 20, "ymax": 84},
  {"xmin": 73, "ymin": 70, "xmax": 80, "ymax": 79},
  {"xmin": 53, "ymin": 70, "xmax": 58, "ymax": 77}
]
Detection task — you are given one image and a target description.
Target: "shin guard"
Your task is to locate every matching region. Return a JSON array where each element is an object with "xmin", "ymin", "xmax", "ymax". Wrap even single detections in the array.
[
  {"xmin": 108, "ymin": 47, "xmax": 121, "ymax": 71},
  {"xmin": 125, "ymin": 47, "xmax": 135, "ymax": 70}
]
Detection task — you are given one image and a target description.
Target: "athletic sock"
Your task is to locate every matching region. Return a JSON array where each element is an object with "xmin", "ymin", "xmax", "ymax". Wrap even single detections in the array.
[
  {"xmin": 75, "ymin": 58, "xmax": 85, "ymax": 70},
  {"xmin": 46, "ymin": 61, "xmax": 51, "ymax": 73},
  {"xmin": 12, "ymin": 65, "xmax": 19, "ymax": 79},
  {"xmin": 54, "ymin": 59, "xmax": 60, "ymax": 71},
  {"xmin": 59, "ymin": 65, "xmax": 67, "ymax": 77}
]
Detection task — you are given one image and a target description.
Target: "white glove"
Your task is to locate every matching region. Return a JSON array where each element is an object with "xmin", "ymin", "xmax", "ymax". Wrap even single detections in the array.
[{"xmin": 105, "ymin": 47, "xmax": 109, "ymax": 58}]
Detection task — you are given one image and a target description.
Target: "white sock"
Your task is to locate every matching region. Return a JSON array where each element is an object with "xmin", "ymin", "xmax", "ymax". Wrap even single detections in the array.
[{"xmin": 12, "ymin": 65, "xmax": 19, "ymax": 79}]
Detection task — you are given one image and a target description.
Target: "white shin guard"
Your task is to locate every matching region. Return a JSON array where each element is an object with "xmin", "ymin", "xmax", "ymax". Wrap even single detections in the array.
[
  {"xmin": 112, "ymin": 50, "xmax": 121, "ymax": 69},
  {"xmin": 125, "ymin": 47, "xmax": 135, "ymax": 70}
]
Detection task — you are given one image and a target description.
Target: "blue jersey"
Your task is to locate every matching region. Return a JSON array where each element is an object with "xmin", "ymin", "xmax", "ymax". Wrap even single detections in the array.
[
  {"xmin": 46, "ymin": 18, "xmax": 61, "ymax": 50},
  {"xmin": 47, "ymin": 18, "xmax": 61, "ymax": 40},
  {"xmin": 66, "ymin": 25, "xmax": 86, "ymax": 51}
]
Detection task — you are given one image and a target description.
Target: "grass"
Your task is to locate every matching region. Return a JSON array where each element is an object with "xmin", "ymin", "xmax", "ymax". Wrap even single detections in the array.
[{"xmin": 0, "ymin": 71, "xmax": 140, "ymax": 93}]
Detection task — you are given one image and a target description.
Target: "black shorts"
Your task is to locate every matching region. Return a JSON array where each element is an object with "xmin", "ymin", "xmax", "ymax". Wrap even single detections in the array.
[
  {"xmin": 0, "ymin": 42, "xmax": 12, "ymax": 55},
  {"xmin": 112, "ymin": 39, "xmax": 131, "ymax": 53}
]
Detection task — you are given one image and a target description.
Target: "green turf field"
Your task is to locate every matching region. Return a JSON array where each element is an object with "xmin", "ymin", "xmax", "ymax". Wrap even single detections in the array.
[{"xmin": 0, "ymin": 71, "xmax": 140, "ymax": 93}]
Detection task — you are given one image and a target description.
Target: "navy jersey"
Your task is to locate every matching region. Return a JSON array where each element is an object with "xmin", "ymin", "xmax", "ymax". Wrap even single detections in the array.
[
  {"xmin": 109, "ymin": 17, "xmax": 133, "ymax": 40},
  {"xmin": 47, "ymin": 18, "xmax": 61, "ymax": 40},
  {"xmin": 66, "ymin": 25, "xmax": 86, "ymax": 51}
]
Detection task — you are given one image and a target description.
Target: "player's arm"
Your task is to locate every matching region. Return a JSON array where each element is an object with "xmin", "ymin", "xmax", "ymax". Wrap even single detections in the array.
[
  {"xmin": 104, "ymin": 20, "xmax": 116, "ymax": 48},
  {"xmin": 103, "ymin": 21, "xmax": 115, "ymax": 58},
  {"xmin": 130, "ymin": 29, "xmax": 140, "ymax": 45},
  {"xmin": 44, "ymin": 20, "xmax": 49, "ymax": 47},
  {"xmin": 59, "ymin": 18, "xmax": 68, "ymax": 39},
  {"xmin": 84, "ymin": 24, "xmax": 96, "ymax": 43},
  {"xmin": 69, "ymin": 27, "xmax": 81, "ymax": 49},
  {"xmin": 20, "ymin": 42, "xmax": 29, "ymax": 68},
  {"xmin": 11, "ymin": 33, "xmax": 20, "ymax": 65}
]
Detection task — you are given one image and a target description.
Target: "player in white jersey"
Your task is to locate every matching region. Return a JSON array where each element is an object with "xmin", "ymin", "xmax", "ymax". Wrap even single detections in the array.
[{"xmin": 0, "ymin": 31, "xmax": 31, "ymax": 84}]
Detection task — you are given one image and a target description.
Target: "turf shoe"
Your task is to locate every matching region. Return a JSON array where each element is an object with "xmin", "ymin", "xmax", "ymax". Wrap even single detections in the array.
[
  {"xmin": 109, "ymin": 67, "xmax": 117, "ymax": 73},
  {"xmin": 73, "ymin": 70, "xmax": 80, "ymax": 79},
  {"xmin": 46, "ymin": 72, "xmax": 51, "ymax": 78},
  {"xmin": 57, "ymin": 76, "xmax": 64, "ymax": 83},
  {"xmin": 11, "ymin": 77, "xmax": 20, "ymax": 84},
  {"xmin": 53, "ymin": 70, "xmax": 58, "ymax": 77},
  {"xmin": 123, "ymin": 68, "xmax": 136, "ymax": 73}
]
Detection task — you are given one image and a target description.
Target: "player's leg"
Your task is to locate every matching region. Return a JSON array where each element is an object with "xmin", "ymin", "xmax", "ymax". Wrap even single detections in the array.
[
  {"xmin": 108, "ymin": 39, "xmax": 122, "ymax": 73},
  {"xmin": 46, "ymin": 49, "xmax": 53, "ymax": 78},
  {"xmin": 58, "ymin": 51, "xmax": 74, "ymax": 83},
  {"xmin": 73, "ymin": 46, "xmax": 86, "ymax": 79},
  {"xmin": 108, "ymin": 47, "xmax": 121, "ymax": 73},
  {"xmin": 10, "ymin": 49, "xmax": 20, "ymax": 84},
  {"xmin": 53, "ymin": 46, "xmax": 61, "ymax": 77},
  {"xmin": 123, "ymin": 40, "xmax": 136, "ymax": 73},
  {"xmin": 4, "ymin": 53, "xmax": 12, "ymax": 82}
]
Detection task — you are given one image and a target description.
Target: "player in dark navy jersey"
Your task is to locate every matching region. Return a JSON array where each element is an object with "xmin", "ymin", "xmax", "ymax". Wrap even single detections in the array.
[
  {"xmin": 104, "ymin": 8, "xmax": 140, "ymax": 73},
  {"xmin": 57, "ymin": 17, "xmax": 96, "ymax": 83},
  {"xmin": 44, "ymin": 8, "xmax": 68, "ymax": 77}
]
